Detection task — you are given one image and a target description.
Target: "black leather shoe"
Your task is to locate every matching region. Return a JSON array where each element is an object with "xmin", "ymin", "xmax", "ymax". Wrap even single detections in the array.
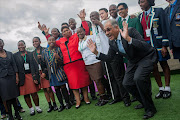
[
  {"xmin": 143, "ymin": 110, "xmax": 157, "ymax": 119},
  {"xmin": 91, "ymin": 96, "xmax": 97, "ymax": 100},
  {"xmin": 131, "ymin": 97, "xmax": 137, "ymax": 102},
  {"xmin": 109, "ymin": 99, "xmax": 121, "ymax": 105},
  {"xmin": 14, "ymin": 113, "xmax": 23, "ymax": 120},
  {"xmin": 75, "ymin": 104, "xmax": 81, "ymax": 109},
  {"xmin": 124, "ymin": 100, "xmax": 131, "ymax": 107},
  {"xmin": 58, "ymin": 105, "xmax": 65, "ymax": 112},
  {"xmin": 163, "ymin": 91, "xmax": 171, "ymax": 99},
  {"xmin": 30, "ymin": 110, "xmax": 35, "ymax": 116},
  {"xmin": 47, "ymin": 106, "xmax": 54, "ymax": 113},
  {"xmin": 7, "ymin": 115, "xmax": 14, "ymax": 120},
  {"xmin": 95, "ymin": 100, "xmax": 101, "ymax": 106},
  {"xmin": 98, "ymin": 100, "xmax": 108, "ymax": 106},
  {"xmin": 155, "ymin": 90, "xmax": 164, "ymax": 99},
  {"xmin": 65, "ymin": 103, "xmax": 71, "ymax": 109},
  {"xmin": 134, "ymin": 104, "xmax": 144, "ymax": 109},
  {"xmin": 53, "ymin": 105, "xmax": 58, "ymax": 111}
]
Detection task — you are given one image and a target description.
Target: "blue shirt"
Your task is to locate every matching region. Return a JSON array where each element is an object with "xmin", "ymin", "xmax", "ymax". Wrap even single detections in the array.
[{"xmin": 170, "ymin": 0, "xmax": 177, "ymax": 20}]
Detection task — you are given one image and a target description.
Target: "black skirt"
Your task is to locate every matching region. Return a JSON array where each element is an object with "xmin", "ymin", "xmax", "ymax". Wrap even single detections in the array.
[{"xmin": 0, "ymin": 75, "xmax": 19, "ymax": 101}]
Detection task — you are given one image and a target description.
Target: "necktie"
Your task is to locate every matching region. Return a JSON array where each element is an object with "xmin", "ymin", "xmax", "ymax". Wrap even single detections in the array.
[
  {"xmin": 123, "ymin": 18, "xmax": 126, "ymax": 22},
  {"xmin": 116, "ymin": 39, "xmax": 126, "ymax": 54}
]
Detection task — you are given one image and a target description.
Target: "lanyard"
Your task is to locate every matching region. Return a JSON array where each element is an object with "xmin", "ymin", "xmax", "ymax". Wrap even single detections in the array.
[
  {"xmin": 48, "ymin": 49, "xmax": 54, "ymax": 61},
  {"xmin": 80, "ymin": 40, "xmax": 85, "ymax": 51},
  {"xmin": 21, "ymin": 53, "xmax": 27, "ymax": 63},
  {"xmin": 95, "ymin": 26, "xmax": 99, "ymax": 36},
  {"xmin": 145, "ymin": 13, "xmax": 150, "ymax": 29}
]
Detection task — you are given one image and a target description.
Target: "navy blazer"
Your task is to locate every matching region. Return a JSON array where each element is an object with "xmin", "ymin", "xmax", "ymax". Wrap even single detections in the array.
[
  {"xmin": 98, "ymin": 27, "xmax": 157, "ymax": 65},
  {"xmin": 139, "ymin": 7, "xmax": 169, "ymax": 50},
  {"xmin": 165, "ymin": 0, "xmax": 180, "ymax": 49},
  {"xmin": 13, "ymin": 51, "xmax": 34, "ymax": 86},
  {"xmin": 0, "ymin": 50, "xmax": 18, "ymax": 78}
]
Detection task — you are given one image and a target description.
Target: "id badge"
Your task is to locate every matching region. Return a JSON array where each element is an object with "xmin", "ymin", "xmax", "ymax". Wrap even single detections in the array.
[
  {"xmin": 51, "ymin": 67, "xmax": 54, "ymax": 73},
  {"xmin": 96, "ymin": 35, "xmax": 101, "ymax": 46},
  {"xmin": 24, "ymin": 63, "xmax": 30, "ymax": 70},
  {"xmin": 153, "ymin": 28, "xmax": 158, "ymax": 35},
  {"xmin": 145, "ymin": 29, "xmax": 151, "ymax": 37},
  {"xmin": 38, "ymin": 64, "xmax": 42, "ymax": 71}
]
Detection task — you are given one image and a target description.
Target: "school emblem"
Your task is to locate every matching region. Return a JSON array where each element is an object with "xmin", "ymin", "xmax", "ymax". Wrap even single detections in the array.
[{"xmin": 153, "ymin": 21, "xmax": 159, "ymax": 28}]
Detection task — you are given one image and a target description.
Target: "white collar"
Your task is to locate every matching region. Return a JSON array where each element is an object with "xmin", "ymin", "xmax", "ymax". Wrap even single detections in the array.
[
  {"xmin": 121, "ymin": 15, "xmax": 129, "ymax": 22},
  {"xmin": 144, "ymin": 7, "xmax": 152, "ymax": 15}
]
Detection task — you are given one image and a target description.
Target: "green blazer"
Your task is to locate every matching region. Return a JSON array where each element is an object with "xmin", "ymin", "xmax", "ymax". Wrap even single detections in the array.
[{"xmin": 118, "ymin": 16, "xmax": 143, "ymax": 36}]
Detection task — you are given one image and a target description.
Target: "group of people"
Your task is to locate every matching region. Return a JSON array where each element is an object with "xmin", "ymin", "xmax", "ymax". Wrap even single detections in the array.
[{"xmin": 0, "ymin": 0, "xmax": 179, "ymax": 119}]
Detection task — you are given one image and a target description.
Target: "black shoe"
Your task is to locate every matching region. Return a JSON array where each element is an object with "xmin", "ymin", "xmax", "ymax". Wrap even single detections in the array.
[
  {"xmin": 75, "ymin": 104, "xmax": 81, "ymax": 109},
  {"xmin": 14, "ymin": 113, "xmax": 23, "ymax": 120},
  {"xmin": 70, "ymin": 100, "xmax": 76, "ymax": 106},
  {"xmin": 155, "ymin": 90, "xmax": 164, "ymax": 99},
  {"xmin": 109, "ymin": 99, "xmax": 121, "ymax": 105},
  {"xmin": 30, "ymin": 110, "xmax": 35, "ymax": 116},
  {"xmin": 53, "ymin": 105, "xmax": 58, "ymax": 111},
  {"xmin": 58, "ymin": 105, "xmax": 65, "ymax": 112},
  {"xmin": 65, "ymin": 103, "xmax": 71, "ymax": 109},
  {"xmin": 131, "ymin": 97, "xmax": 137, "ymax": 102},
  {"xmin": 124, "ymin": 100, "xmax": 131, "ymax": 107},
  {"xmin": 143, "ymin": 110, "xmax": 157, "ymax": 119},
  {"xmin": 91, "ymin": 96, "xmax": 97, "ymax": 100},
  {"xmin": 95, "ymin": 99, "xmax": 101, "ymax": 106},
  {"xmin": 163, "ymin": 91, "xmax": 171, "ymax": 99},
  {"xmin": 7, "ymin": 115, "xmax": 14, "ymax": 120},
  {"xmin": 47, "ymin": 106, "xmax": 54, "ymax": 113},
  {"xmin": 134, "ymin": 104, "xmax": 144, "ymax": 109},
  {"xmin": 85, "ymin": 102, "xmax": 91, "ymax": 105},
  {"xmin": 98, "ymin": 100, "xmax": 108, "ymax": 106}
]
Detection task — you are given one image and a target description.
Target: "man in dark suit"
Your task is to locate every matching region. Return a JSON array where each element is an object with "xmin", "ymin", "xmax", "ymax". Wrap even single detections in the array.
[
  {"xmin": 87, "ymin": 19, "xmax": 157, "ymax": 119},
  {"xmin": 165, "ymin": 0, "xmax": 180, "ymax": 62}
]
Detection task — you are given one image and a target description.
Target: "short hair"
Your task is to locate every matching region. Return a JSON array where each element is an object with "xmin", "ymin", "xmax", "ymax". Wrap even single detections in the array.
[
  {"xmin": 48, "ymin": 36, "xmax": 55, "ymax": 40},
  {"xmin": 52, "ymin": 28, "xmax": 60, "ymax": 33},
  {"xmin": 104, "ymin": 19, "xmax": 119, "ymax": 27},
  {"xmin": 18, "ymin": 40, "xmax": 26, "ymax": 46},
  {"xmin": 138, "ymin": 0, "xmax": 155, "ymax": 6},
  {"xmin": 68, "ymin": 18, "xmax": 76, "ymax": 23},
  {"xmin": 77, "ymin": 27, "xmax": 85, "ymax": 32},
  {"xmin": 99, "ymin": 8, "xmax": 108, "ymax": 13},
  {"xmin": 33, "ymin": 37, "xmax": 41, "ymax": 41},
  {"xmin": 0, "ymin": 39, "xmax": 4, "ymax": 44},
  {"xmin": 61, "ymin": 26, "xmax": 69, "ymax": 32},
  {"xmin": 61, "ymin": 22, "xmax": 69, "ymax": 27},
  {"xmin": 117, "ymin": 3, "xmax": 128, "ymax": 9}
]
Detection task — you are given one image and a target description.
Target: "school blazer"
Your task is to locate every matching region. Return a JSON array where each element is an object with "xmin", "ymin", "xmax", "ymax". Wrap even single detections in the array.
[
  {"xmin": 139, "ymin": 7, "xmax": 169, "ymax": 50},
  {"xmin": 165, "ymin": 0, "xmax": 180, "ymax": 48}
]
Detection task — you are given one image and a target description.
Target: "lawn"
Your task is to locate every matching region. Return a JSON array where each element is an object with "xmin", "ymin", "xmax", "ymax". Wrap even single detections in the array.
[{"xmin": 17, "ymin": 70, "xmax": 180, "ymax": 120}]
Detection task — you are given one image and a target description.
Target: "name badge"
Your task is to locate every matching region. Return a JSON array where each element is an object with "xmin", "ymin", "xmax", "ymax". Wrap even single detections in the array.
[
  {"xmin": 38, "ymin": 64, "xmax": 42, "ymax": 71},
  {"xmin": 153, "ymin": 28, "xmax": 158, "ymax": 35},
  {"xmin": 96, "ymin": 35, "xmax": 101, "ymax": 46},
  {"xmin": 24, "ymin": 63, "xmax": 29, "ymax": 70},
  {"xmin": 145, "ymin": 29, "xmax": 150, "ymax": 37},
  {"xmin": 51, "ymin": 67, "xmax": 54, "ymax": 74}
]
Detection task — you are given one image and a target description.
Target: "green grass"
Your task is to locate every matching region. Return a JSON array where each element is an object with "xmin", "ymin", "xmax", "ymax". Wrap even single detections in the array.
[{"xmin": 17, "ymin": 70, "xmax": 180, "ymax": 120}]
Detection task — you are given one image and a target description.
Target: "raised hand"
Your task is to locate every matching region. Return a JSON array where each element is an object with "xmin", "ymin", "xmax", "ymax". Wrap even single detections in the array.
[
  {"xmin": 38, "ymin": 22, "xmax": 43, "ymax": 31},
  {"xmin": 87, "ymin": 39, "xmax": 98, "ymax": 55},
  {"xmin": 43, "ymin": 25, "xmax": 50, "ymax": 36},
  {"xmin": 77, "ymin": 9, "xmax": 86, "ymax": 21},
  {"xmin": 119, "ymin": 21, "xmax": 131, "ymax": 42}
]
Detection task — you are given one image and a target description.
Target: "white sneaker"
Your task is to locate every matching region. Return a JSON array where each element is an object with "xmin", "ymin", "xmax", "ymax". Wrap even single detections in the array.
[{"xmin": 36, "ymin": 107, "xmax": 42, "ymax": 113}]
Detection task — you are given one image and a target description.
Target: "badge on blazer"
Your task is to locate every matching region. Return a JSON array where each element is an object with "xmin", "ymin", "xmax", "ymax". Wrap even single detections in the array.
[
  {"xmin": 176, "ymin": 13, "xmax": 180, "ymax": 20},
  {"xmin": 153, "ymin": 21, "xmax": 159, "ymax": 28}
]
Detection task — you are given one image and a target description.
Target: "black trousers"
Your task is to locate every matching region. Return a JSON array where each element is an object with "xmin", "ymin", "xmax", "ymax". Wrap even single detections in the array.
[
  {"xmin": 110, "ymin": 54, "xmax": 130, "ymax": 101},
  {"xmin": 122, "ymin": 57, "xmax": 156, "ymax": 113}
]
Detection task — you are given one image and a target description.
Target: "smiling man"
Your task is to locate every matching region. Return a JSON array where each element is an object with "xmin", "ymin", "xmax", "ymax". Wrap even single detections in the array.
[
  {"xmin": 117, "ymin": 3, "xmax": 143, "ymax": 36},
  {"xmin": 87, "ymin": 19, "xmax": 157, "ymax": 119}
]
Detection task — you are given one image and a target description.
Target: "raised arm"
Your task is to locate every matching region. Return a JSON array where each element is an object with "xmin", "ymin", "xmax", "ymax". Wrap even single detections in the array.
[{"xmin": 78, "ymin": 9, "xmax": 89, "ymax": 35}]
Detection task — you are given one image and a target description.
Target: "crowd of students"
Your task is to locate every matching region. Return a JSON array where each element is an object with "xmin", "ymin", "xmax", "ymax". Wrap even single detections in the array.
[{"xmin": 0, "ymin": 0, "xmax": 179, "ymax": 119}]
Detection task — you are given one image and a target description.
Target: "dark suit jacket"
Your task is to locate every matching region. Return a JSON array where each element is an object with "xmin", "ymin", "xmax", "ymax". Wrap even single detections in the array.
[
  {"xmin": 0, "ymin": 50, "xmax": 18, "ymax": 78},
  {"xmin": 98, "ymin": 27, "xmax": 157, "ymax": 65},
  {"xmin": 13, "ymin": 51, "xmax": 34, "ymax": 86},
  {"xmin": 118, "ymin": 16, "xmax": 143, "ymax": 36},
  {"xmin": 31, "ymin": 47, "xmax": 48, "ymax": 83},
  {"xmin": 139, "ymin": 7, "xmax": 169, "ymax": 48},
  {"xmin": 165, "ymin": 0, "xmax": 180, "ymax": 49}
]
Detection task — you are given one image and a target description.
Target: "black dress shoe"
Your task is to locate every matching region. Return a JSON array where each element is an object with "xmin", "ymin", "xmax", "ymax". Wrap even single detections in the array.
[
  {"xmin": 131, "ymin": 97, "xmax": 137, "ymax": 102},
  {"xmin": 47, "ymin": 106, "xmax": 54, "ymax": 112},
  {"xmin": 95, "ymin": 99, "xmax": 101, "ymax": 106},
  {"xmin": 30, "ymin": 110, "xmax": 35, "ymax": 116},
  {"xmin": 7, "ymin": 115, "xmax": 14, "ymax": 120},
  {"xmin": 134, "ymin": 104, "xmax": 144, "ymax": 109},
  {"xmin": 65, "ymin": 103, "xmax": 71, "ymax": 109},
  {"xmin": 75, "ymin": 104, "xmax": 81, "ymax": 109},
  {"xmin": 163, "ymin": 91, "xmax": 171, "ymax": 99},
  {"xmin": 109, "ymin": 99, "xmax": 121, "ymax": 105},
  {"xmin": 58, "ymin": 105, "xmax": 65, "ymax": 112},
  {"xmin": 53, "ymin": 105, "xmax": 58, "ymax": 111},
  {"xmin": 98, "ymin": 100, "xmax": 108, "ymax": 106},
  {"xmin": 155, "ymin": 90, "xmax": 164, "ymax": 99},
  {"xmin": 143, "ymin": 111, "xmax": 156, "ymax": 119},
  {"xmin": 14, "ymin": 113, "xmax": 23, "ymax": 120},
  {"xmin": 124, "ymin": 100, "xmax": 131, "ymax": 107},
  {"xmin": 70, "ymin": 101, "xmax": 76, "ymax": 106}
]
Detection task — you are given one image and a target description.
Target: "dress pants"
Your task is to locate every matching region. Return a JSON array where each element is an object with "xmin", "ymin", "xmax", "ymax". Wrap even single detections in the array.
[
  {"xmin": 110, "ymin": 54, "xmax": 130, "ymax": 101},
  {"xmin": 122, "ymin": 56, "xmax": 156, "ymax": 113}
]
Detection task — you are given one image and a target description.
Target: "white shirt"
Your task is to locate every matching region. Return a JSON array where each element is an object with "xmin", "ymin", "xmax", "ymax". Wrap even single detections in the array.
[
  {"xmin": 121, "ymin": 15, "xmax": 129, "ymax": 23},
  {"xmin": 144, "ymin": 7, "xmax": 152, "ymax": 15},
  {"xmin": 78, "ymin": 35, "xmax": 100, "ymax": 65},
  {"xmin": 91, "ymin": 25, "xmax": 109, "ymax": 54},
  {"xmin": 70, "ymin": 28, "xmax": 77, "ymax": 35}
]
